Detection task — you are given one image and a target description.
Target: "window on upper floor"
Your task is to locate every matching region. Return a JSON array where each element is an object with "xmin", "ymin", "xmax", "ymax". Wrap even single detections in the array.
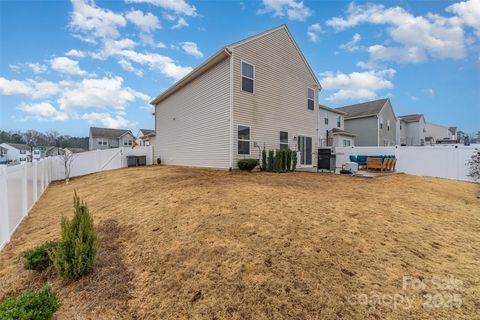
[
  {"xmin": 241, "ymin": 62, "xmax": 254, "ymax": 93},
  {"xmin": 337, "ymin": 116, "xmax": 341, "ymax": 128},
  {"xmin": 280, "ymin": 131, "xmax": 289, "ymax": 150},
  {"xmin": 307, "ymin": 88, "xmax": 314, "ymax": 110},
  {"xmin": 387, "ymin": 120, "xmax": 390, "ymax": 131},
  {"xmin": 20, "ymin": 150, "xmax": 26, "ymax": 154},
  {"xmin": 380, "ymin": 117, "xmax": 383, "ymax": 129},
  {"xmin": 238, "ymin": 125, "xmax": 251, "ymax": 155}
]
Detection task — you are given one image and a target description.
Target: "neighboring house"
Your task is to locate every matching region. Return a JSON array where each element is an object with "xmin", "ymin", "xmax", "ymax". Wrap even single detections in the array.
[
  {"xmin": 46, "ymin": 146, "xmax": 63, "ymax": 157},
  {"xmin": 318, "ymin": 104, "xmax": 355, "ymax": 148},
  {"xmin": 137, "ymin": 129, "xmax": 155, "ymax": 146},
  {"xmin": 336, "ymin": 98, "xmax": 397, "ymax": 146},
  {"xmin": 448, "ymin": 127, "xmax": 457, "ymax": 141},
  {"xmin": 0, "ymin": 146, "xmax": 8, "ymax": 163},
  {"xmin": 0, "ymin": 143, "xmax": 31, "ymax": 162},
  {"xmin": 150, "ymin": 25, "xmax": 321, "ymax": 169},
  {"xmin": 425, "ymin": 122, "xmax": 455, "ymax": 144},
  {"xmin": 89, "ymin": 127, "xmax": 136, "ymax": 150},
  {"xmin": 397, "ymin": 114, "xmax": 427, "ymax": 146}
]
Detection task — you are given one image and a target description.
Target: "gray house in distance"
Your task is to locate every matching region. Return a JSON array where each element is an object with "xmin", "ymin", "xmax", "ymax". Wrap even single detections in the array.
[
  {"xmin": 89, "ymin": 127, "xmax": 136, "ymax": 151},
  {"xmin": 336, "ymin": 98, "xmax": 397, "ymax": 146}
]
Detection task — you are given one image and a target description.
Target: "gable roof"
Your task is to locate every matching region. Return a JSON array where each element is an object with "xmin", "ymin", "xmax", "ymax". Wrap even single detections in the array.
[
  {"xmin": 336, "ymin": 98, "xmax": 389, "ymax": 119},
  {"xmin": 399, "ymin": 114, "xmax": 424, "ymax": 122},
  {"xmin": 330, "ymin": 128, "xmax": 356, "ymax": 137},
  {"xmin": 150, "ymin": 25, "xmax": 320, "ymax": 105},
  {"xmin": 90, "ymin": 127, "xmax": 133, "ymax": 138},
  {"xmin": 139, "ymin": 129, "xmax": 155, "ymax": 136},
  {"xmin": 318, "ymin": 104, "xmax": 347, "ymax": 115},
  {"xmin": 3, "ymin": 143, "xmax": 30, "ymax": 151}
]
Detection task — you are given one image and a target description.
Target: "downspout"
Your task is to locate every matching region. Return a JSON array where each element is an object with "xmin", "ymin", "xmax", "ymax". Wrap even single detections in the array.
[
  {"xmin": 377, "ymin": 115, "xmax": 380, "ymax": 147},
  {"xmin": 227, "ymin": 48, "xmax": 234, "ymax": 170}
]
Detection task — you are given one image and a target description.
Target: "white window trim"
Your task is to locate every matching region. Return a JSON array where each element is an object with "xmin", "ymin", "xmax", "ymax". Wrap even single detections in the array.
[
  {"xmin": 241, "ymin": 60, "xmax": 255, "ymax": 94},
  {"xmin": 279, "ymin": 131, "xmax": 289, "ymax": 149},
  {"xmin": 307, "ymin": 87, "xmax": 315, "ymax": 111},
  {"xmin": 237, "ymin": 124, "xmax": 251, "ymax": 155}
]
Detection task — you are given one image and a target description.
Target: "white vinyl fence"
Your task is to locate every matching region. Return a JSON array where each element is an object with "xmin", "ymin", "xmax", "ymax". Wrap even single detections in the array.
[
  {"xmin": 0, "ymin": 146, "xmax": 153, "ymax": 250},
  {"xmin": 335, "ymin": 145, "xmax": 478, "ymax": 182}
]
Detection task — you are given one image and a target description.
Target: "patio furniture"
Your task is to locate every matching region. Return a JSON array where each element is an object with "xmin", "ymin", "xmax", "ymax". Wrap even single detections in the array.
[{"xmin": 366, "ymin": 157, "xmax": 385, "ymax": 172}]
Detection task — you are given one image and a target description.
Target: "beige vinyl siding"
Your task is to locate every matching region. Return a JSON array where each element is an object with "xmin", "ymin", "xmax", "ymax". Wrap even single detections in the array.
[
  {"xmin": 154, "ymin": 58, "xmax": 231, "ymax": 168},
  {"xmin": 231, "ymin": 28, "xmax": 319, "ymax": 165}
]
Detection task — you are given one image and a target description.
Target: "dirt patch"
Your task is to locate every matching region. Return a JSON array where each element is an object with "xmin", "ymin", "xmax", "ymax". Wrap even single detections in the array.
[{"xmin": 0, "ymin": 165, "xmax": 479, "ymax": 319}]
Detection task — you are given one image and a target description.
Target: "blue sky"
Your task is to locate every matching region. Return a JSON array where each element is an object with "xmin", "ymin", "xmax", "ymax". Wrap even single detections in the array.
[{"xmin": 0, "ymin": 0, "xmax": 479, "ymax": 137}]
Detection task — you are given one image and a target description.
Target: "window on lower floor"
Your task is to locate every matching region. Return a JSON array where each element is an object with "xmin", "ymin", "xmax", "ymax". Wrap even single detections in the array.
[
  {"xmin": 280, "ymin": 131, "xmax": 289, "ymax": 149},
  {"xmin": 343, "ymin": 139, "xmax": 351, "ymax": 147},
  {"xmin": 238, "ymin": 125, "xmax": 251, "ymax": 155},
  {"xmin": 97, "ymin": 138, "xmax": 107, "ymax": 145}
]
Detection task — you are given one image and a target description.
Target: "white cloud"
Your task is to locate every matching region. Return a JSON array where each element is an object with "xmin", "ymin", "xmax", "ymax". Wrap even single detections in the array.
[
  {"xmin": 58, "ymin": 76, "xmax": 148, "ymax": 111},
  {"xmin": 307, "ymin": 23, "xmax": 323, "ymax": 43},
  {"xmin": 81, "ymin": 112, "xmax": 133, "ymax": 128},
  {"xmin": 171, "ymin": 17, "xmax": 189, "ymax": 29},
  {"xmin": 423, "ymin": 88, "xmax": 435, "ymax": 97},
  {"xmin": 50, "ymin": 57, "xmax": 88, "ymax": 76},
  {"xmin": 118, "ymin": 59, "xmax": 143, "ymax": 76},
  {"xmin": 259, "ymin": 0, "xmax": 312, "ymax": 21},
  {"xmin": 0, "ymin": 77, "xmax": 62, "ymax": 99},
  {"xmin": 9, "ymin": 62, "xmax": 47, "ymax": 74},
  {"xmin": 17, "ymin": 102, "xmax": 68, "ymax": 121},
  {"xmin": 1, "ymin": 76, "xmax": 149, "ymax": 117},
  {"xmin": 126, "ymin": 10, "xmax": 160, "ymax": 32},
  {"xmin": 70, "ymin": 0, "xmax": 127, "ymax": 41},
  {"xmin": 326, "ymin": 3, "xmax": 467, "ymax": 63},
  {"xmin": 125, "ymin": 0, "xmax": 197, "ymax": 16},
  {"xmin": 179, "ymin": 41, "xmax": 203, "ymax": 58},
  {"xmin": 340, "ymin": 33, "xmax": 362, "ymax": 52},
  {"xmin": 320, "ymin": 68, "xmax": 396, "ymax": 102},
  {"xmin": 447, "ymin": 0, "xmax": 480, "ymax": 36},
  {"xmin": 65, "ymin": 49, "xmax": 86, "ymax": 58}
]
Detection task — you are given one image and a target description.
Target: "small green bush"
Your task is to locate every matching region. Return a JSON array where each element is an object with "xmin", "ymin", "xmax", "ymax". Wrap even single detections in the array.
[
  {"xmin": 261, "ymin": 147, "xmax": 267, "ymax": 171},
  {"xmin": 267, "ymin": 150, "xmax": 274, "ymax": 172},
  {"xmin": 286, "ymin": 149, "xmax": 292, "ymax": 171},
  {"xmin": 50, "ymin": 192, "xmax": 97, "ymax": 279},
  {"xmin": 0, "ymin": 284, "xmax": 60, "ymax": 320},
  {"xmin": 292, "ymin": 151, "xmax": 297, "ymax": 171},
  {"xmin": 20, "ymin": 241, "xmax": 58, "ymax": 271},
  {"xmin": 237, "ymin": 159, "xmax": 258, "ymax": 171}
]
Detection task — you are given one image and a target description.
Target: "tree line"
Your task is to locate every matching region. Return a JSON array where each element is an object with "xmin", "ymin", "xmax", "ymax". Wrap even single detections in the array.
[{"xmin": 0, "ymin": 130, "xmax": 89, "ymax": 150}]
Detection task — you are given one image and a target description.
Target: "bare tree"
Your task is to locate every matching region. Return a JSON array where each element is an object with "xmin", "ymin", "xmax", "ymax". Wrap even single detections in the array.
[{"xmin": 59, "ymin": 150, "xmax": 75, "ymax": 184}]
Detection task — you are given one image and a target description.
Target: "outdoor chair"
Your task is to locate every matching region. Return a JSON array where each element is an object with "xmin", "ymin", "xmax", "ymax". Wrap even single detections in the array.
[{"xmin": 366, "ymin": 157, "xmax": 384, "ymax": 171}]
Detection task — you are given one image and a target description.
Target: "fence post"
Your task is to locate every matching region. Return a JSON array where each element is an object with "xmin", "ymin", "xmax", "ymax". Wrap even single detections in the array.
[
  {"xmin": 33, "ymin": 160, "xmax": 38, "ymax": 203},
  {"xmin": 96, "ymin": 149, "xmax": 101, "ymax": 173},
  {"xmin": 0, "ymin": 165, "xmax": 10, "ymax": 249},
  {"xmin": 22, "ymin": 162, "xmax": 27, "ymax": 217}
]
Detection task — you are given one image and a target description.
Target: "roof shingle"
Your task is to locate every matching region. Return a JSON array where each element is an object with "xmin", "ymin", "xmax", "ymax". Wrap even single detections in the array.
[{"xmin": 335, "ymin": 98, "xmax": 389, "ymax": 119}]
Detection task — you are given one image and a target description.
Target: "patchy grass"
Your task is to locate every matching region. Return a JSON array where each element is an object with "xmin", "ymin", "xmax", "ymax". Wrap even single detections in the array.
[{"xmin": 0, "ymin": 165, "xmax": 479, "ymax": 319}]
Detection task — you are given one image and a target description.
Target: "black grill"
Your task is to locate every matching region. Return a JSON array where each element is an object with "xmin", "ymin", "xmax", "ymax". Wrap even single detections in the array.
[{"xmin": 317, "ymin": 148, "xmax": 336, "ymax": 172}]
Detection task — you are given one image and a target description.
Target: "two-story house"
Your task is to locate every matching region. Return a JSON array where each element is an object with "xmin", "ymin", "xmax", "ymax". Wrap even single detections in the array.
[
  {"xmin": 150, "ymin": 25, "xmax": 321, "ymax": 169},
  {"xmin": 89, "ymin": 127, "xmax": 136, "ymax": 151},
  {"xmin": 425, "ymin": 122, "xmax": 456, "ymax": 144},
  {"xmin": 397, "ymin": 114, "xmax": 427, "ymax": 146},
  {"xmin": 0, "ymin": 143, "xmax": 31, "ymax": 163},
  {"xmin": 137, "ymin": 129, "xmax": 155, "ymax": 146},
  {"xmin": 336, "ymin": 98, "xmax": 397, "ymax": 146},
  {"xmin": 318, "ymin": 104, "xmax": 355, "ymax": 148}
]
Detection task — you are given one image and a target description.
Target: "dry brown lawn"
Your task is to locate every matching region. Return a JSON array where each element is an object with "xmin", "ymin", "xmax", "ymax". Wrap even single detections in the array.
[{"xmin": 0, "ymin": 166, "xmax": 479, "ymax": 319}]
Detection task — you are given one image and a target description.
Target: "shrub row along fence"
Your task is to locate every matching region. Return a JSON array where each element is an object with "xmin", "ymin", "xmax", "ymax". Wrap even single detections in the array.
[
  {"xmin": 335, "ymin": 145, "xmax": 478, "ymax": 182},
  {"xmin": 0, "ymin": 146, "xmax": 153, "ymax": 250}
]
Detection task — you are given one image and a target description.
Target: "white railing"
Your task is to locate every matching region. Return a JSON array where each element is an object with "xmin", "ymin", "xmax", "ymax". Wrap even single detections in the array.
[
  {"xmin": 0, "ymin": 146, "xmax": 153, "ymax": 250},
  {"xmin": 335, "ymin": 145, "xmax": 479, "ymax": 182}
]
